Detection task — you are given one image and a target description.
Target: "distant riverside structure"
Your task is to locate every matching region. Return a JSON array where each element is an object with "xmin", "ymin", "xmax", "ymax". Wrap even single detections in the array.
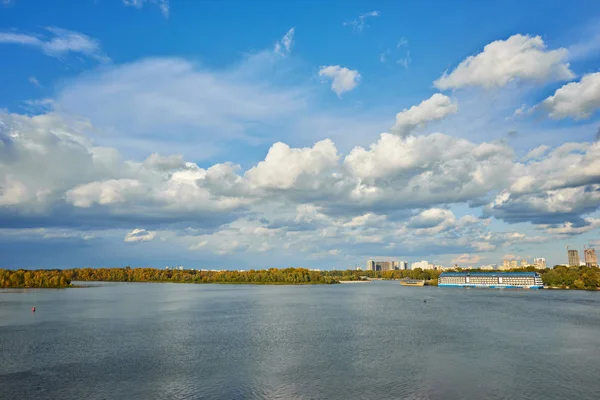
[
  {"xmin": 439, "ymin": 272, "xmax": 543, "ymax": 289},
  {"xmin": 520, "ymin": 259, "xmax": 528, "ymax": 267},
  {"xmin": 502, "ymin": 260, "xmax": 510, "ymax": 270},
  {"xmin": 366, "ymin": 259, "xmax": 399, "ymax": 271},
  {"xmin": 534, "ymin": 258, "xmax": 546, "ymax": 268},
  {"xmin": 510, "ymin": 260, "xmax": 518, "ymax": 269},
  {"xmin": 399, "ymin": 261, "xmax": 408, "ymax": 270},
  {"xmin": 584, "ymin": 248, "xmax": 597, "ymax": 267},
  {"xmin": 568, "ymin": 249, "xmax": 580, "ymax": 267}
]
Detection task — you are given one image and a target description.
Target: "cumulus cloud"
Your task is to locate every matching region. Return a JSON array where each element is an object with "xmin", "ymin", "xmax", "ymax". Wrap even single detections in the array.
[
  {"xmin": 342, "ymin": 133, "xmax": 514, "ymax": 210},
  {"xmin": 3, "ymin": 97, "xmax": 600, "ymax": 268},
  {"xmin": 343, "ymin": 11, "xmax": 380, "ymax": 32},
  {"xmin": 274, "ymin": 27, "xmax": 295, "ymax": 56},
  {"xmin": 0, "ymin": 111, "xmax": 251, "ymax": 228},
  {"xmin": 0, "ymin": 27, "xmax": 109, "ymax": 62},
  {"xmin": 245, "ymin": 139, "xmax": 339, "ymax": 190},
  {"xmin": 390, "ymin": 93, "xmax": 458, "ymax": 137},
  {"xmin": 318, "ymin": 65, "xmax": 361, "ymax": 96},
  {"xmin": 123, "ymin": 0, "xmax": 169, "ymax": 18},
  {"xmin": 485, "ymin": 186, "xmax": 600, "ymax": 225},
  {"xmin": 5, "ymin": 107, "xmax": 597, "ymax": 237},
  {"xmin": 124, "ymin": 228, "xmax": 156, "ymax": 243},
  {"xmin": 538, "ymin": 72, "xmax": 600, "ymax": 119},
  {"xmin": 434, "ymin": 34, "xmax": 574, "ymax": 90}
]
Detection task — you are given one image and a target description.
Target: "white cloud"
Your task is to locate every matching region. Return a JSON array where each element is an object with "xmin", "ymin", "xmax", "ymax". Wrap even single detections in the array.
[
  {"xmin": 434, "ymin": 34, "xmax": 574, "ymax": 90},
  {"xmin": 123, "ymin": 0, "xmax": 169, "ymax": 18},
  {"xmin": 341, "ymin": 213, "xmax": 386, "ymax": 228},
  {"xmin": 274, "ymin": 27, "xmax": 295, "ymax": 56},
  {"xmin": 318, "ymin": 65, "xmax": 361, "ymax": 95},
  {"xmin": 502, "ymin": 253, "xmax": 519, "ymax": 260},
  {"xmin": 452, "ymin": 253, "xmax": 481, "ymax": 264},
  {"xmin": 124, "ymin": 228, "xmax": 156, "ymax": 243},
  {"xmin": 540, "ymin": 218, "xmax": 600, "ymax": 236},
  {"xmin": 0, "ymin": 111, "xmax": 252, "ymax": 224},
  {"xmin": 538, "ymin": 72, "xmax": 600, "ymax": 119},
  {"xmin": 390, "ymin": 93, "xmax": 458, "ymax": 137},
  {"xmin": 407, "ymin": 208, "xmax": 482, "ymax": 236},
  {"xmin": 343, "ymin": 11, "xmax": 380, "ymax": 32},
  {"xmin": 486, "ymin": 185, "xmax": 600, "ymax": 225},
  {"xmin": 525, "ymin": 145, "xmax": 551, "ymax": 160},
  {"xmin": 2, "ymin": 97, "xmax": 600, "ymax": 268},
  {"xmin": 245, "ymin": 139, "xmax": 339, "ymax": 190},
  {"xmin": 343, "ymin": 133, "xmax": 514, "ymax": 211},
  {"xmin": 473, "ymin": 241, "xmax": 496, "ymax": 251},
  {"xmin": 0, "ymin": 27, "xmax": 109, "ymax": 62},
  {"xmin": 10, "ymin": 107, "xmax": 598, "ymax": 237}
]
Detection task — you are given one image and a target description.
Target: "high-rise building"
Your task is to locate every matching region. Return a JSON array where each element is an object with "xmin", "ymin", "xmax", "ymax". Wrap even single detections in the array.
[
  {"xmin": 510, "ymin": 260, "xmax": 518, "ymax": 269},
  {"xmin": 533, "ymin": 258, "xmax": 546, "ymax": 268},
  {"xmin": 399, "ymin": 261, "xmax": 408, "ymax": 270},
  {"xmin": 501, "ymin": 260, "xmax": 510, "ymax": 270},
  {"xmin": 568, "ymin": 250, "xmax": 580, "ymax": 267},
  {"xmin": 520, "ymin": 259, "xmax": 528, "ymax": 267},
  {"xmin": 584, "ymin": 248, "xmax": 597, "ymax": 267},
  {"xmin": 366, "ymin": 260, "xmax": 398, "ymax": 271}
]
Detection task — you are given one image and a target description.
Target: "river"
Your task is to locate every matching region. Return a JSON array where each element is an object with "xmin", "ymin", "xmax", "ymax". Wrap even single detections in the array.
[{"xmin": 1, "ymin": 281, "xmax": 599, "ymax": 399}]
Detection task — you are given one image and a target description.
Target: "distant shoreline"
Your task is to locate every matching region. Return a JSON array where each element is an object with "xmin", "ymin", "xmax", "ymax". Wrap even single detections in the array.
[{"xmin": 2, "ymin": 266, "xmax": 600, "ymax": 290}]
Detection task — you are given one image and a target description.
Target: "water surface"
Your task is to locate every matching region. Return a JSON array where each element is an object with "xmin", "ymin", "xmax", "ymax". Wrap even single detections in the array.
[{"xmin": 1, "ymin": 282, "xmax": 599, "ymax": 399}]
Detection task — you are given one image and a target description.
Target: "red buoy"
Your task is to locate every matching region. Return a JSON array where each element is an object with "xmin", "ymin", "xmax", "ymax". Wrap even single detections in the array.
[{"xmin": 32, "ymin": 306, "xmax": 35, "ymax": 312}]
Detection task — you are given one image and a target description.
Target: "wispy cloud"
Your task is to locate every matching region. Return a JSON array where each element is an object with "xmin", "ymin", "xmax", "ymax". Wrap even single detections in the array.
[
  {"xmin": 274, "ymin": 27, "xmax": 295, "ymax": 57},
  {"xmin": 28, "ymin": 76, "xmax": 41, "ymax": 88},
  {"xmin": 344, "ymin": 11, "xmax": 380, "ymax": 32},
  {"xmin": 122, "ymin": 0, "xmax": 169, "ymax": 18},
  {"xmin": 0, "ymin": 27, "xmax": 109, "ymax": 62},
  {"xmin": 397, "ymin": 51, "xmax": 411, "ymax": 69},
  {"xmin": 397, "ymin": 37, "xmax": 408, "ymax": 48}
]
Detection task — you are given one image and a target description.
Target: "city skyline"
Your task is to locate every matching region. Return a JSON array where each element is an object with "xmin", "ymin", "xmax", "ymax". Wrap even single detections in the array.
[{"xmin": 1, "ymin": 1, "xmax": 600, "ymax": 270}]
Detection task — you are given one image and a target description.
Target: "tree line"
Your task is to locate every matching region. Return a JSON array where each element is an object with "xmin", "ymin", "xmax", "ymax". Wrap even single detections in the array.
[
  {"xmin": 0, "ymin": 269, "xmax": 71, "ymax": 288},
  {"xmin": 1, "ymin": 267, "xmax": 338, "ymax": 287},
  {"xmin": 64, "ymin": 267, "xmax": 339, "ymax": 285},
  {"xmin": 1, "ymin": 265, "xmax": 599, "ymax": 289}
]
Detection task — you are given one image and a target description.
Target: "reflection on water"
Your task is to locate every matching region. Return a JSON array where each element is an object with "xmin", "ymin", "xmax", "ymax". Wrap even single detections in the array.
[{"xmin": 1, "ymin": 282, "xmax": 600, "ymax": 399}]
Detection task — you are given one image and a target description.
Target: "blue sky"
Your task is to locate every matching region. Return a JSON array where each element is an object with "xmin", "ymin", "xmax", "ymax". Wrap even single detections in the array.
[{"xmin": 1, "ymin": 0, "xmax": 600, "ymax": 269}]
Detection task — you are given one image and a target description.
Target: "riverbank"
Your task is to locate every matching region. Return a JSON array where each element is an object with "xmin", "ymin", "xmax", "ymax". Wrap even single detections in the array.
[
  {"xmin": 1, "ymin": 268, "xmax": 339, "ymax": 288},
  {"xmin": 3, "ymin": 265, "xmax": 600, "ymax": 290}
]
